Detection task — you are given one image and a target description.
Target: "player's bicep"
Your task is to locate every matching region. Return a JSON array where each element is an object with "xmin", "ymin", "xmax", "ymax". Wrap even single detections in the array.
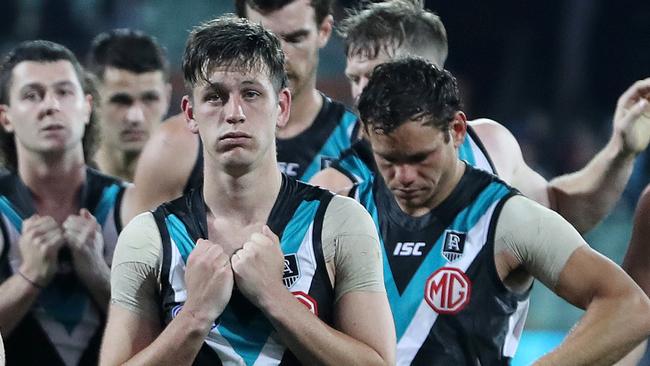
[
  {"xmin": 623, "ymin": 185, "xmax": 650, "ymax": 295},
  {"xmin": 100, "ymin": 304, "xmax": 161, "ymax": 366},
  {"xmin": 554, "ymin": 246, "xmax": 636, "ymax": 310},
  {"xmin": 497, "ymin": 196, "xmax": 584, "ymax": 290},
  {"xmin": 509, "ymin": 163, "xmax": 551, "ymax": 208},
  {"xmin": 472, "ymin": 119, "xmax": 551, "ymax": 207},
  {"xmin": 334, "ymin": 291, "xmax": 395, "ymax": 364}
]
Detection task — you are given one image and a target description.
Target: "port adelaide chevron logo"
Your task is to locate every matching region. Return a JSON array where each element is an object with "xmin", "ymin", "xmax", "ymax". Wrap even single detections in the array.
[
  {"xmin": 282, "ymin": 254, "xmax": 301, "ymax": 288},
  {"xmin": 442, "ymin": 230, "xmax": 466, "ymax": 262}
]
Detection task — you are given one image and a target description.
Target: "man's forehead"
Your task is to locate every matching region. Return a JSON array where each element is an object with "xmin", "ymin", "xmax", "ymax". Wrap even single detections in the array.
[
  {"xmin": 11, "ymin": 60, "xmax": 81, "ymax": 88},
  {"xmin": 198, "ymin": 65, "xmax": 271, "ymax": 87},
  {"xmin": 103, "ymin": 67, "xmax": 165, "ymax": 84},
  {"xmin": 246, "ymin": 0, "xmax": 316, "ymax": 30}
]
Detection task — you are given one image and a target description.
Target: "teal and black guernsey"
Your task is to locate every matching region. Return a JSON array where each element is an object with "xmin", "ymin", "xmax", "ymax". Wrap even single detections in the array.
[
  {"xmin": 333, "ymin": 125, "xmax": 496, "ymax": 189},
  {"xmin": 276, "ymin": 93, "xmax": 359, "ymax": 181},
  {"xmin": 353, "ymin": 165, "xmax": 529, "ymax": 365},
  {"xmin": 0, "ymin": 168, "xmax": 127, "ymax": 366},
  {"xmin": 152, "ymin": 174, "xmax": 336, "ymax": 365}
]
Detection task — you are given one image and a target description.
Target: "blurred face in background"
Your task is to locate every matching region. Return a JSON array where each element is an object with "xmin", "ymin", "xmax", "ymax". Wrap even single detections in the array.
[
  {"xmin": 245, "ymin": 0, "xmax": 332, "ymax": 99},
  {"xmin": 97, "ymin": 67, "xmax": 170, "ymax": 153}
]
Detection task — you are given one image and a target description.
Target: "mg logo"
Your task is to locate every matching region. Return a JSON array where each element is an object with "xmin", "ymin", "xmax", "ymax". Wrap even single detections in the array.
[
  {"xmin": 424, "ymin": 267, "xmax": 471, "ymax": 314},
  {"xmin": 292, "ymin": 291, "xmax": 318, "ymax": 316}
]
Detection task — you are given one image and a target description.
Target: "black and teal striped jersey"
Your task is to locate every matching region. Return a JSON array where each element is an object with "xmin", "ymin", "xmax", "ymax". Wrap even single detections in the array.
[
  {"xmin": 0, "ymin": 168, "xmax": 127, "ymax": 366},
  {"xmin": 353, "ymin": 165, "xmax": 529, "ymax": 365},
  {"xmin": 332, "ymin": 125, "xmax": 495, "ymax": 187},
  {"xmin": 276, "ymin": 94, "xmax": 359, "ymax": 181},
  {"xmin": 152, "ymin": 175, "xmax": 336, "ymax": 365}
]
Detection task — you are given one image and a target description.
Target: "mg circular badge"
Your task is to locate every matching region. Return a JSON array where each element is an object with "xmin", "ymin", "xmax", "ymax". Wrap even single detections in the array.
[{"xmin": 424, "ymin": 267, "xmax": 472, "ymax": 314}]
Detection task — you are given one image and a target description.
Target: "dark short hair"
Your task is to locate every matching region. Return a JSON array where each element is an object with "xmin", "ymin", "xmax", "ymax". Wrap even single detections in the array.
[
  {"xmin": 0, "ymin": 40, "xmax": 98, "ymax": 170},
  {"xmin": 357, "ymin": 57, "xmax": 461, "ymax": 135},
  {"xmin": 235, "ymin": 0, "xmax": 332, "ymax": 27},
  {"xmin": 86, "ymin": 28, "xmax": 169, "ymax": 81},
  {"xmin": 339, "ymin": 0, "xmax": 448, "ymax": 66},
  {"xmin": 183, "ymin": 15, "xmax": 287, "ymax": 92}
]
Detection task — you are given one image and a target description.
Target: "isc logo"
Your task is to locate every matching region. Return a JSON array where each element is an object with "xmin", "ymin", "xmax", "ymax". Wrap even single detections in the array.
[
  {"xmin": 393, "ymin": 242, "xmax": 426, "ymax": 256},
  {"xmin": 424, "ymin": 267, "xmax": 472, "ymax": 314}
]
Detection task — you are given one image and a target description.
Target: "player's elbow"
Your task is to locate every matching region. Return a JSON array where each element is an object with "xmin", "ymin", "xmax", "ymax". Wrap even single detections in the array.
[{"xmin": 619, "ymin": 286, "xmax": 650, "ymax": 340}]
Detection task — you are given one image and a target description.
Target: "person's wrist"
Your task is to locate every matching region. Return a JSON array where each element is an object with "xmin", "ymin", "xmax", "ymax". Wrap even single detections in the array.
[{"xmin": 16, "ymin": 268, "xmax": 45, "ymax": 290}]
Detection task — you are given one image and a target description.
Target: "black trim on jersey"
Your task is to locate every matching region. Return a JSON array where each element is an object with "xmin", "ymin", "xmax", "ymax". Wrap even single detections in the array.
[
  {"xmin": 376, "ymin": 165, "xmax": 497, "ymax": 293},
  {"xmin": 276, "ymin": 94, "xmax": 355, "ymax": 179},
  {"xmin": 309, "ymin": 192, "xmax": 334, "ymax": 316},
  {"xmin": 332, "ymin": 138, "xmax": 377, "ymax": 184},
  {"xmin": 410, "ymin": 191, "xmax": 531, "ymax": 366},
  {"xmin": 466, "ymin": 125, "xmax": 497, "ymax": 175},
  {"xmin": 152, "ymin": 208, "xmax": 173, "ymax": 327},
  {"xmin": 266, "ymin": 175, "xmax": 332, "ymax": 238},
  {"xmin": 114, "ymin": 186, "xmax": 126, "ymax": 232},
  {"xmin": 184, "ymin": 136, "xmax": 204, "ymax": 195},
  {"xmin": 0, "ymin": 172, "xmax": 36, "ymax": 217}
]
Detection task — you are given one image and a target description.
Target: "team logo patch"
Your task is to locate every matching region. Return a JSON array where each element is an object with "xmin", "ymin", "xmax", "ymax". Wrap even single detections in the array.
[
  {"xmin": 424, "ymin": 267, "xmax": 472, "ymax": 314},
  {"xmin": 292, "ymin": 291, "xmax": 318, "ymax": 316},
  {"xmin": 320, "ymin": 156, "xmax": 336, "ymax": 170},
  {"xmin": 283, "ymin": 254, "xmax": 301, "ymax": 288},
  {"xmin": 442, "ymin": 230, "xmax": 466, "ymax": 262}
]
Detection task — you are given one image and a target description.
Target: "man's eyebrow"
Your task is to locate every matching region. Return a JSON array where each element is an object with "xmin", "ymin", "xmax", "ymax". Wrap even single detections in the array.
[
  {"xmin": 52, "ymin": 80, "xmax": 76, "ymax": 88},
  {"xmin": 281, "ymin": 29, "xmax": 310, "ymax": 39}
]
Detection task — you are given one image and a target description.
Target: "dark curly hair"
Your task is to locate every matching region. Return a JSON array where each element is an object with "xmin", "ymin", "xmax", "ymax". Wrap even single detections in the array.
[
  {"xmin": 357, "ymin": 57, "xmax": 461, "ymax": 137},
  {"xmin": 0, "ymin": 40, "xmax": 99, "ymax": 171}
]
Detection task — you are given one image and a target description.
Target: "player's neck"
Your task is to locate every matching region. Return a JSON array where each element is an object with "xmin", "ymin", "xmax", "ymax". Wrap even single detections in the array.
[
  {"xmin": 203, "ymin": 152, "xmax": 282, "ymax": 225},
  {"xmin": 276, "ymin": 88, "xmax": 322, "ymax": 139},
  {"xmin": 95, "ymin": 145, "xmax": 139, "ymax": 181},
  {"xmin": 17, "ymin": 146, "xmax": 86, "ymax": 210}
]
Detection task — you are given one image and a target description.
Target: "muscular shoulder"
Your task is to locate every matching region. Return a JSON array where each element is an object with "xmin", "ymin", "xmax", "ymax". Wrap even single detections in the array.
[
  {"xmin": 321, "ymin": 195, "xmax": 384, "ymax": 300},
  {"xmin": 323, "ymin": 195, "xmax": 376, "ymax": 237},
  {"xmin": 495, "ymin": 195, "xmax": 586, "ymax": 290},
  {"xmin": 153, "ymin": 113, "xmax": 197, "ymax": 149},
  {"xmin": 113, "ymin": 212, "xmax": 163, "ymax": 270},
  {"xmin": 468, "ymin": 118, "xmax": 522, "ymax": 183},
  {"xmin": 309, "ymin": 168, "xmax": 354, "ymax": 196}
]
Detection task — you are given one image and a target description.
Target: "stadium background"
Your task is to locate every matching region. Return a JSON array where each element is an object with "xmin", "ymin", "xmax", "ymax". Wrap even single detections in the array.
[{"xmin": 0, "ymin": 0, "xmax": 648, "ymax": 363}]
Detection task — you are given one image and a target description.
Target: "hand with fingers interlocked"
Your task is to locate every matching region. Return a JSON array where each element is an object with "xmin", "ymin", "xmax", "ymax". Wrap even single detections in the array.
[
  {"xmin": 183, "ymin": 239, "xmax": 234, "ymax": 325},
  {"xmin": 62, "ymin": 208, "xmax": 108, "ymax": 280},
  {"xmin": 231, "ymin": 225, "xmax": 285, "ymax": 308},
  {"xmin": 17, "ymin": 215, "xmax": 66, "ymax": 288}
]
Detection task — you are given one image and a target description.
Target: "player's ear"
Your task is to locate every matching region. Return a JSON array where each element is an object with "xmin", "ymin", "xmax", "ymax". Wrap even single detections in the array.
[
  {"xmin": 317, "ymin": 14, "xmax": 334, "ymax": 49},
  {"xmin": 182, "ymin": 96, "xmax": 199, "ymax": 134},
  {"xmin": 276, "ymin": 88, "xmax": 291, "ymax": 129},
  {"xmin": 0, "ymin": 104, "xmax": 14, "ymax": 133},
  {"xmin": 450, "ymin": 111, "xmax": 467, "ymax": 148}
]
